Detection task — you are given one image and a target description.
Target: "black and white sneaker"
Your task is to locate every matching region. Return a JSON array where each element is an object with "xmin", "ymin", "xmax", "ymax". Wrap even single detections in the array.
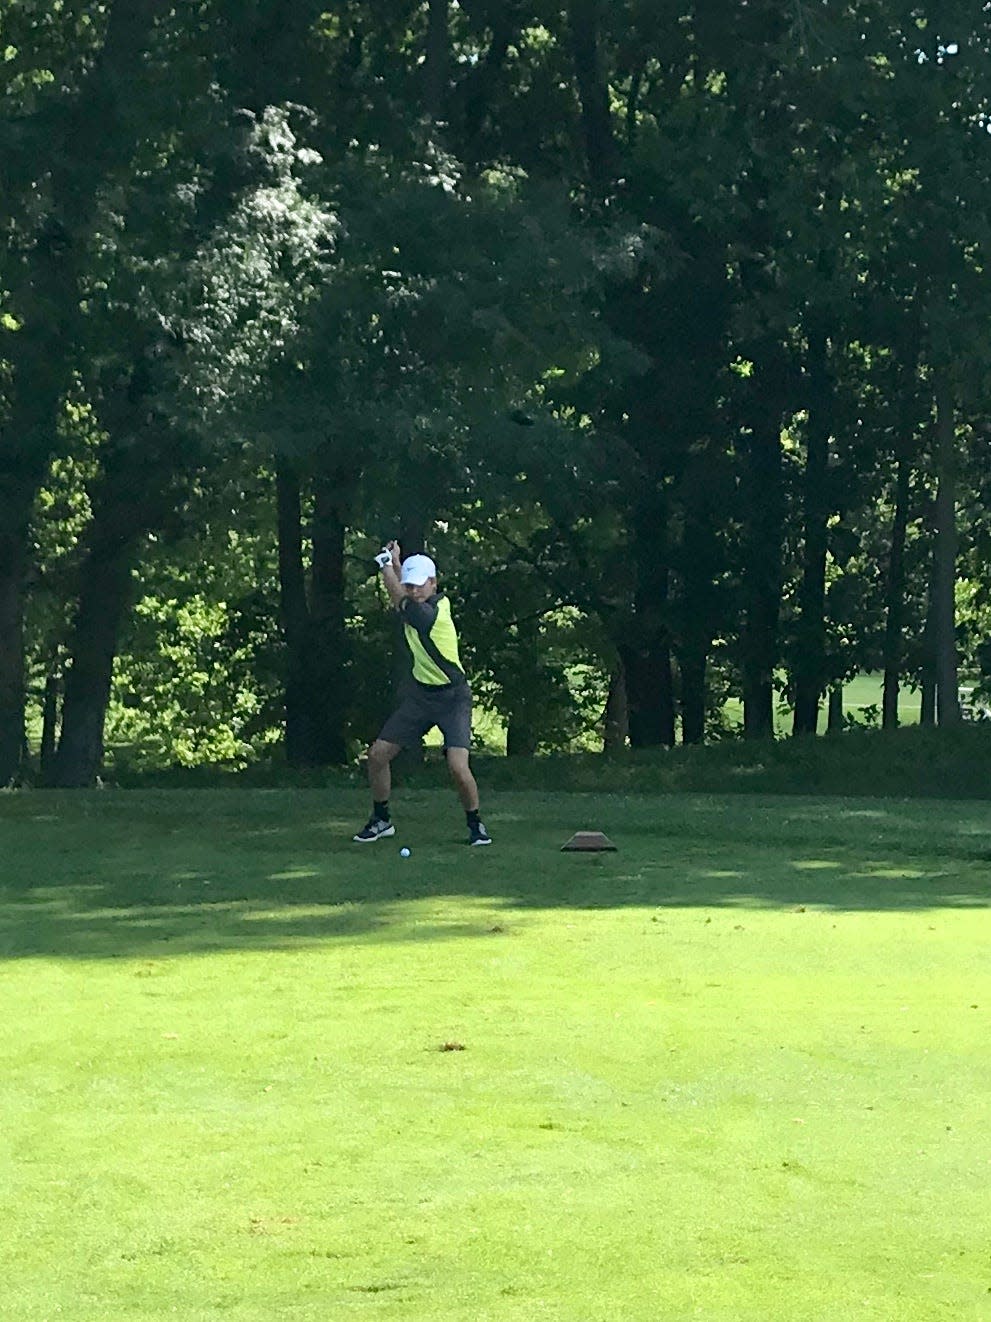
[
  {"xmin": 468, "ymin": 821, "xmax": 492, "ymax": 847},
  {"xmin": 352, "ymin": 818, "xmax": 396, "ymax": 843}
]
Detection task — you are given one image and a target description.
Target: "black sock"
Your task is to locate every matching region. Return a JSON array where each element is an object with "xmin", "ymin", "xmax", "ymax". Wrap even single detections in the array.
[
  {"xmin": 466, "ymin": 808, "xmax": 481, "ymax": 827},
  {"xmin": 374, "ymin": 800, "xmax": 390, "ymax": 822}
]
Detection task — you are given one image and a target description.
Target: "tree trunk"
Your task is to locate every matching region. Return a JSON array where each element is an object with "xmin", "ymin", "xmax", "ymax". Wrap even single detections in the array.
[
  {"xmin": 740, "ymin": 420, "xmax": 784, "ymax": 740},
  {"xmin": 679, "ymin": 650, "xmax": 707, "ymax": 745},
  {"xmin": 458, "ymin": 3, "xmax": 515, "ymax": 160},
  {"xmin": 278, "ymin": 462, "xmax": 354, "ymax": 768},
  {"xmin": 49, "ymin": 547, "xmax": 135, "ymax": 787},
  {"xmin": 310, "ymin": 472, "xmax": 349, "ymax": 764},
  {"xmin": 620, "ymin": 639, "xmax": 674, "ymax": 748},
  {"xmin": 0, "ymin": 361, "xmax": 74, "ymax": 784},
  {"xmin": 398, "ymin": 516, "xmax": 427, "ymax": 559},
  {"xmin": 503, "ymin": 614, "xmax": 542, "ymax": 757},
  {"xmin": 882, "ymin": 452, "xmax": 911, "ymax": 730},
  {"xmin": 602, "ymin": 662, "xmax": 628, "ymax": 753},
  {"xmin": 276, "ymin": 462, "xmax": 319, "ymax": 768},
  {"xmin": 920, "ymin": 552, "xmax": 937, "ymax": 728},
  {"xmin": 932, "ymin": 373, "xmax": 960, "ymax": 725},
  {"xmin": 827, "ymin": 683, "xmax": 844, "ymax": 735},
  {"xmin": 567, "ymin": 0, "xmax": 618, "ymax": 191},
  {"xmin": 621, "ymin": 490, "xmax": 675, "ymax": 748},
  {"xmin": 395, "ymin": 455, "xmax": 433, "ymax": 560},
  {"xmin": 391, "ymin": 483, "xmax": 437, "ymax": 771},
  {"xmin": 792, "ymin": 334, "xmax": 831, "ymax": 736},
  {"xmin": 424, "ymin": 0, "xmax": 450, "ymax": 122},
  {"xmin": 0, "ymin": 481, "xmax": 34, "ymax": 785},
  {"xmin": 920, "ymin": 673, "xmax": 936, "ymax": 727},
  {"xmin": 40, "ymin": 662, "xmax": 62, "ymax": 776},
  {"xmin": 236, "ymin": 0, "xmax": 327, "ymax": 113},
  {"xmin": 676, "ymin": 444, "xmax": 722, "ymax": 746},
  {"xmin": 0, "ymin": 0, "xmax": 171, "ymax": 786},
  {"xmin": 506, "ymin": 719, "xmax": 538, "ymax": 758},
  {"xmin": 49, "ymin": 433, "xmax": 175, "ymax": 787}
]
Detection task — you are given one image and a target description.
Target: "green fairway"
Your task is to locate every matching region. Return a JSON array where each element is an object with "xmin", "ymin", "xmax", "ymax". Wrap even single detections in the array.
[{"xmin": 2, "ymin": 789, "xmax": 990, "ymax": 1320}]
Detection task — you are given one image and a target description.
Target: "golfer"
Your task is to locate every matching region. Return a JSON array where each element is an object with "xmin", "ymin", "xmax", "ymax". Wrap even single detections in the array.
[{"xmin": 353, "ymin": 541, "xmax": 492, "ymax": 846}]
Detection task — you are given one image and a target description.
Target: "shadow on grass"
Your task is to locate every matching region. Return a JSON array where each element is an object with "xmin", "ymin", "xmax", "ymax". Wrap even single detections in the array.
[{"xmin": 0, "ymin": 788, "xmax": 989, "ymax": 960}]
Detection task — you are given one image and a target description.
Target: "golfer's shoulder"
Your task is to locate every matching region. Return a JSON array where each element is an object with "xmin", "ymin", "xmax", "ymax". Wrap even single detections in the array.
[{"xmin": 399, "ymin": 594, "xmax": 442, "ymax": 628}]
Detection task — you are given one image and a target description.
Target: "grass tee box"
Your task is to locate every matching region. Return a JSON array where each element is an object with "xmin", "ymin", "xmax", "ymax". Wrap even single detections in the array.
[{"xmin": 1, "ymin": 787, "xmax": 990, "ymax": 1321}]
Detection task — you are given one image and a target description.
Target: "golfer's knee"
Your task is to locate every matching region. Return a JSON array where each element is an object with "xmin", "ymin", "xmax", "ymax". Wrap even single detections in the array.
[
  {"xmin": 368, "ymin": 740, "xmax": 395, "ymax": 771},
  {"xmin": 447, "ymin": 751, "xmax": 473, "ymax": 785}
]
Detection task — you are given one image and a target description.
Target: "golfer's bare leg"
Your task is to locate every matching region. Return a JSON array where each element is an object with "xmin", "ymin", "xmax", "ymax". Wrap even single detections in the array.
[
  {"xmin": 445, "ymin": 747, "xmax": 479, "ymax": 811},
  {"xmin": 368, "ymin": 739, "xmax": 402, "ymax": 803}
]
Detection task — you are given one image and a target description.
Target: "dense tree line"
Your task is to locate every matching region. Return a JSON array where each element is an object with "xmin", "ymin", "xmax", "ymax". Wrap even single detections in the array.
[{"xmin": 2, "ymin": 1, "xmax": 990, "ymax": 785}]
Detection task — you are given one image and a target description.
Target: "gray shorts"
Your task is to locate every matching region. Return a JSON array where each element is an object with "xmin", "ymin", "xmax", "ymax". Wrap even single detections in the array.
[{"xmin": 377, "ymin": 682, "xmax": 473, "ymax": 750}]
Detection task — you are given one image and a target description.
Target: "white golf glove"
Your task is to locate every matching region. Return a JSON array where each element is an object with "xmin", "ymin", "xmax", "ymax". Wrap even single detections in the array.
[{"xmin": 373, "ymin": 547, "xmax": 393, "ymax": 569}]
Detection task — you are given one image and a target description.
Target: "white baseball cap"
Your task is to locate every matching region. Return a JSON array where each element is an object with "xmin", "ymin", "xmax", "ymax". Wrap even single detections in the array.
[{"xmin": 400, "ymin": 553, "xmax": 437, "ymax": 585}]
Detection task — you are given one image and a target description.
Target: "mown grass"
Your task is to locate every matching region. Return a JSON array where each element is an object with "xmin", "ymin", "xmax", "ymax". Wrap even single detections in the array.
[{"xmin": 2, "ymin": 787, "xmax": 990, "ymax": 1320}]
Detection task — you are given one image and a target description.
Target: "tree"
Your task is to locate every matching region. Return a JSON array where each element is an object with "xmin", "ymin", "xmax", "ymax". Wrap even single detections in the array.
[
  {"xmin": 0, "ymin": 0, "xmax": 170, "ymax": 782},
  {"xmin": 47, "ymin": 103, "xmax": 338, "ymax": 784}
]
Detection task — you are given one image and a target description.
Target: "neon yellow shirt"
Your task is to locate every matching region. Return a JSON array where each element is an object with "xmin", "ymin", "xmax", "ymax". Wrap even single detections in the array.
[{"xmin": 399, "ymin": 594, "xmax": 466, "ymax": 687}]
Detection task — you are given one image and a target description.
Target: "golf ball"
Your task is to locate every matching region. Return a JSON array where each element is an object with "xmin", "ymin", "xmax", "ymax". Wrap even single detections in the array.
[{"xmin": 400, "ymin": 847, "xmax": 411, "ymax": 858}]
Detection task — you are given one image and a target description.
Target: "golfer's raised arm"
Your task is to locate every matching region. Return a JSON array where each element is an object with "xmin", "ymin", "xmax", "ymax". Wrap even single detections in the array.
[{"xmin": 376, "ymin": 541, "xmax": 405, "ymax": 606}]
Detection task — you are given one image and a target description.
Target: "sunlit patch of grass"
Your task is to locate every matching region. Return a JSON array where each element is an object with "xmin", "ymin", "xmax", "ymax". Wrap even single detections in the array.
[{"xmin": 1, "ymin": 789, "xmax": 989, "ymax": 1320}]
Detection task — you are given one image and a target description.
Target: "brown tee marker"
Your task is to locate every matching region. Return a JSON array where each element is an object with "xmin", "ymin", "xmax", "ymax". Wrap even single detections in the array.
[{"xmin": 561, "ymin": 831, "xmax": 617, "ymax": 852}]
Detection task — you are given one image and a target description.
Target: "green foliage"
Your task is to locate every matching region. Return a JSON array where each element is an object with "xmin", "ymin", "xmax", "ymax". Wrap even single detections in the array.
[
  {"xmin": 107, "ymin": 590, "xmax": 280, "ymax": 772},
  {"xmin": 157, "ymin": 111, "xmax": 339, "ymax": 434},
  {"xmin": 78, "ymin": 103, "xmax": 340, "ymax": 441},
  {"xmin": 9, "ymin": 0, "xmax": 991, "ymax": 778},
  {"xmin": 99, "ymin": 473, "xmax": 285, "ymax": 773},
  {"xmin": 26, "ymin": 396, "xmax": 102, "ymax": 652},
  {"xmin": 253, "ymin": 143, "xmax": 617, "ymax": 484}
]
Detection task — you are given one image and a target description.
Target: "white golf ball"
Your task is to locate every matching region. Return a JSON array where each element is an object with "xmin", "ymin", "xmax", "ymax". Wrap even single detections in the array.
[{"xmin": 400, "ymin": 847, "xmax": 411, "ymax": 858}]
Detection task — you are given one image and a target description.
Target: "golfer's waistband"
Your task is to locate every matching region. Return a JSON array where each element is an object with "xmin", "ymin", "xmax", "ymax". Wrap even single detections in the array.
[{"xmin": 413, "ymin": 677, "xmax": 468, "ymax": 695}]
